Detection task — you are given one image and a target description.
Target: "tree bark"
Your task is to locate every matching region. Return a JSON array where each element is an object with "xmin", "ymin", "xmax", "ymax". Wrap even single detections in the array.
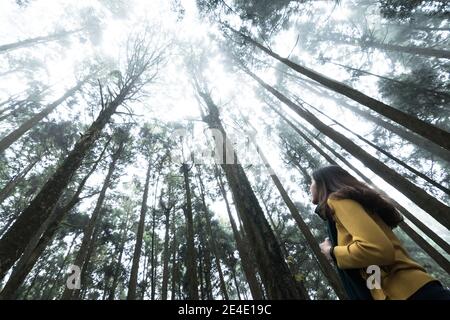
[
  {"xmin": 214, "ymin": 166, "xmax": 264, "ymax": 300},
  {"xmin": 161, "ymin": 205, "xmax": 173, "ymax": 300},
  {"xmin": 196, "ymin": 166, "xmax": 229, "ymax": 300},
  {"xmin": 181, "ymin": 163, "xmax": 199, "ymax": 300},
  {"xmin": 127, "ymin": 161, "xmax": 152, "ymax": 300},
  {"xmin": 170, "ymin": 219, "xmax": 179, "ymax": 300},
  {"xmin": 198, "ymin": 87, "xmax": 307, "ymax": 299}
]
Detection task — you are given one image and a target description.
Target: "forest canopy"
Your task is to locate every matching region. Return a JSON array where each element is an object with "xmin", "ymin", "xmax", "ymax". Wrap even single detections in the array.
[{"xmin": 0, "ymin": 0, "xmax": 449, "ymax": 301}]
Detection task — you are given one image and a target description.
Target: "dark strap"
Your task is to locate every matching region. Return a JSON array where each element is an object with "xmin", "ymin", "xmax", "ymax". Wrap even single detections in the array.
[{"xmin": 326, "ymin": 218, "xmax": 373, "ymax": 300}]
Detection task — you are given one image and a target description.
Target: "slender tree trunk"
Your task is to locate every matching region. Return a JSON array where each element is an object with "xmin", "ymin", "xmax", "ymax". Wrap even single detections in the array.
[
  {"xmin": 248, "ymin": 134, "xmax": 347, "ymax": 299},
  {"xmin": 0, "ymin": 198, "xmax": 64, "ymax": 300},
  {"xmin": 247, "ymin": 69, "xmax": 450, "ymax": 229},
  {"xmin": 62, "ymin": 144, "xmax": 123, "ymax": 300},
  {"xmin": 197, "ymin": 242, "xmax": 205, "ymax": 300},
  {"xmin": 230, "ymin": 28, "xmax": 450, "ymax": 152},
  {"xmin": 214, "ymin": 167, "xmax": 264, "ymax": 300},
  {"xmin": 196, "ymin": 166, "xmax": 229, "ymax": 300},
  {"xmin": 195, "ymin": 208, "xmax": 206, "ymax": 300},
  {"xmin": 78, "ymin": 218, "xmax": 102, "ymax": 298},
  {"xmin": 170, "ymin": 221, "xmax": 178, "ymax": 300},
  {"xmin": 108, "ymin": 208, "xmax": 130, "ymax": 300},
  {"xmin": 0, "ymin": 139, "xmax": 107, "ymax": 299},
  {"xmin": 300, "ymin": 97, "xmax": 450, "ymax": 196},
  {"xmin": 271, "ymin": 105, "xmax": 450, "ymax": 271},
  {"xmin": 0, "ymin": 82, "xmax": 131, "ymax": 280},
  {"xmin": 47, "ymin": 233, "xmax": 80, "ymax": 300},
  {"xmin": 257, "ymin": 193, "xmax": 310, "ymax": 299},
  {"xmin": 197, "ymin": 88, "xmax": 306, "ymax": 299},
  {"xmin": 327, "ymin": 61, "xmax": 450, "ymax": 100},
  {"xmin": 231, "ymin": 263, "xmax": 242, "ymax": 300},
  {"xmin": 0, "ymin": 29, "xmax": 83, "ymax": 53},
  {"xmin": 197, "ymin": 217, "xmax": 213, "ymax": 300},
  {"xmin": 151, "ymin": 245, "xmax": 158, "ymax": 300},
  {"xmin": 381, "ymin": 23, "xmax": 450, "ymax": 33},
  {"xmin": 181, "ymin": 163, "xmax": 199, "ymax": 300},
  {"xmin": 127, "ymin": 162, "xmax": 152, "ymax": 300},
  {"xmin": 0, "ymin": 82, "xmax": 85, "ymax": 153},
  {"xmin": 161, "ymin": 206, "xmax": 172, "ymax": 300},
  {"xmin": 150, "ymin": 209, "xmax": 157, "ymax": 300},
  {"xmin": 20, "ymin": 260, "xmax": 45, "ymax": 299},
  {"xmin": 399, "ymin": 221, "xmax": 450, "ymax": 274},
  {"xmin": 294, "ymin": 78, "xmax": 450, "ymax": 163},
  {"xmin": 332, "ymin": 36, "xmax": 450, "ymax": 60},
  {"xmin": 0, "ymin": 158, "xmax": 39, "ymax": 205},
  {"xmin": 203, "ymin": 242, "xmax": 213, "ymax": 300}
]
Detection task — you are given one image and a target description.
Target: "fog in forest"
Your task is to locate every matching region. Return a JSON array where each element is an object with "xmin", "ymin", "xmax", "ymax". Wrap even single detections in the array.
[{"xmin": 0, "ymin": 0, "xmax": 449, "ymax": 301}]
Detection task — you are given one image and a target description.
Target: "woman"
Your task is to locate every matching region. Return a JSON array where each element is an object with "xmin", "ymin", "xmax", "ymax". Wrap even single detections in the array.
[{"xmin": 310, "ymin": 165, "xmax": 450, "ymax": 300}]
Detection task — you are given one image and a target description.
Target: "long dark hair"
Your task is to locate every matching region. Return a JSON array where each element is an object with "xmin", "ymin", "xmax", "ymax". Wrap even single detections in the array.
[{"xmin": 312, "ymin": 165, "xmax": 403, "ymax": 229}]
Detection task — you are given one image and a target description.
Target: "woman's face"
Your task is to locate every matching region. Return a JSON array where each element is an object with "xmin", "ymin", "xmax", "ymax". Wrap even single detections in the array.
[{"xmin": 310, "ymin": 178, "xmax": 319, "ymax": 205}]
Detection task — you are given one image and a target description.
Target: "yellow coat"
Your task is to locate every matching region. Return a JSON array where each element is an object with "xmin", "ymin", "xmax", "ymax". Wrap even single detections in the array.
[{"xmin": 327, "ymin": 197, "xmax": 435, "ymax": 300}]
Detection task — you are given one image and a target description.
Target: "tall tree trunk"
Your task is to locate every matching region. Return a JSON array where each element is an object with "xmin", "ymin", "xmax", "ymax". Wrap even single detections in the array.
[
  {"xmin": 381, "ymin": 23, "xmax": 450, "ymax": 33},
  {"xmin": 246, "ymin": 69, "xmax": 450, "ymax": 229},
  {"xmin": 197, "ymin": 242, "xmax": 206, "ymax": 300},
  {"xmin": 247, "ymin": 132, "xmax": 347, "ymax": 299},
  {"xmin": 326, "ymin": 61, "xmax": 450, "ymax": 101},
  {"xmin": 0, "ymin": 158, "xmax": 39, "ymax": 205},
  {"xmin": 0, "ymin": 83, "xmax": 131, "ymax": 280},
  {"xmin": 127, "ymin": 162, "xmax": 152, "ymax": 300},
  {"xmin": 47, "ymin": 233, "xmax": 80, "ymax": 299},
  {"xmin": 170, "ymin": 221, "xmax": 179, "ymax": 300},
  {"xmin": 331, "ymin": 35, "xmax": 450, "ymax": 60},
  {"xmin": 271, "ymin": 105, "xmax": 450, "ymax": 272},
  {"xmin": 150, "ymin": 208, "xmax": 157, "ymax": 300},
  {"xmin": 108, "ymin": 207, "xmax": 131, "ymax": 300},
  {"xmin": 195, "ymin": 209, "xmax": 207, "ymax": 300},
  {"xmin": 257, "ymin": 193, "xmax": 310, "ymax": 299},
  {"xmin": 0, "ymin": 82, "xmax": 85, "ymax": 153},
  {"xmin": 0, "ymin": 139, "xmax": 108, "ymax": 299},
  {"xmin": 61, "ymin": 143, "xmax": 124, "ymax": 300},
  {"xmin": 181, "ymin": 163, "xmax": 199, "ymax": 299},
  {"xmin": 196, "ymin": 166, "xmax": 229, "ymax": 300},
  {"xmin": 230, "ymin": 261, "xmax": 242, "ymax": 300},
  {"xmin": 19, "ymin": 260, "xmax": 45, "ymax": 299},
  {"xmin": 161, "ymin": 206, "xmax": 172, "ymax": 300},
  {"xmin": 151, "ymin": 245, "xmax": 158, "ymax": 300},
  {"xmin": 293, "ymin": 78, "xmax": 450, "ymax": 163},
  {"xmin": 203, "ymin": 241, "xmax": 213, "ymax": 300},
  {"xmin": 0, "ymin": 29, "xmax": 83, "ymax": 53},
  {"xmin": 214, "ymin": 167, "xmax": 264, "ymax": 300},
  {"xmin": 229, "ymin": 28, "xmax": 450, "ymax": 152},
  {"xmin": 197, "ymin": 216, "xmax": 213, "ymax": 300},
  {"xmin": 197, "ymin": 88, "xmax": 306, "ymax": 299}
]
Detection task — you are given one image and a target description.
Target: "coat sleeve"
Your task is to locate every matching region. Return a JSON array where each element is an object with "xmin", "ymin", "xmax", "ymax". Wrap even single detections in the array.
[{"xmin": 328, "ymin": 198, "xmax": 395, "ymax": 269}]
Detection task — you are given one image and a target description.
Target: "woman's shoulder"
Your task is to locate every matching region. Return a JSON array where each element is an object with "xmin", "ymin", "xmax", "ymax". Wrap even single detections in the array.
[{"xmin": 326, "ymin": 197, "xmax": 365, "ymax": 212}]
